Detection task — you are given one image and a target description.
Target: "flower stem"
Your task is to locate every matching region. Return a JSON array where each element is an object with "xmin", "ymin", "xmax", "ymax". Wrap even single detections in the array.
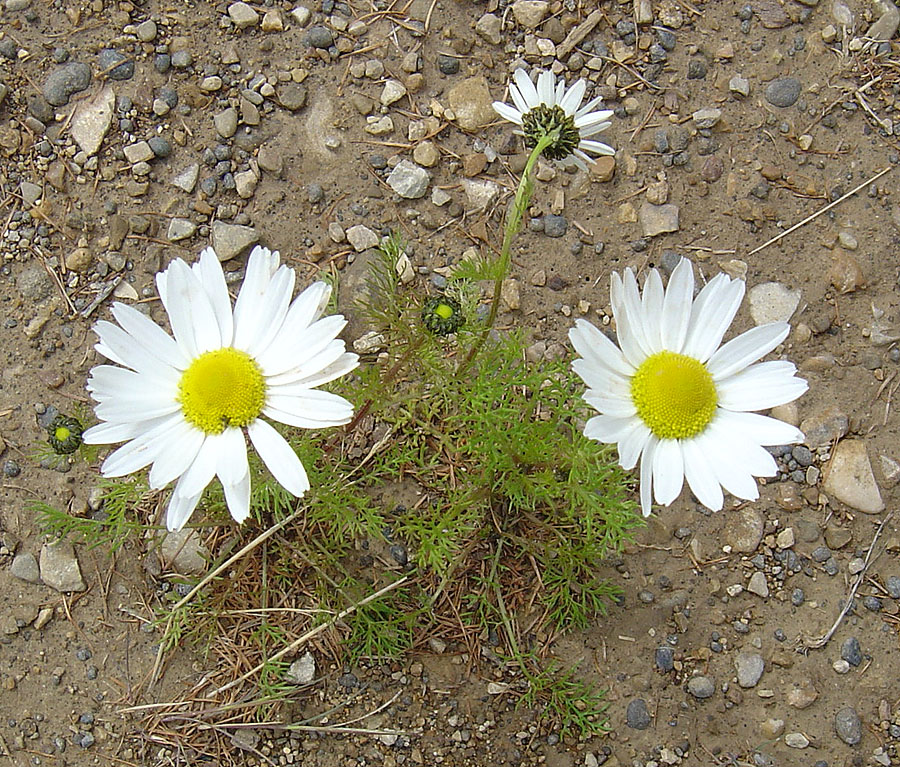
[{"xmin": 460, "ymin": 132, "xmax": 556, "ymax": 372}]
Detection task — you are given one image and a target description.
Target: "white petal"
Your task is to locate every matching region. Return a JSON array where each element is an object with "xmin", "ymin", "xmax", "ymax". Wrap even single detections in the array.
[
  {"xmin": 699, "ymin": 429, "xmax": 762, "ymax": 501},
  {"xmin": 706, "ymin": 322, "xmax": 790, "ymax": 380},
  {"xmin": 660, "ymin": 257, "xmax": 694, "ymax": 353},
  {"xmin": 583, "ymin": 391, "xmax": 637, "ymax": 419},
  {"xmin": 652, "ymin": 439, "xmax": 685, "ymax": 506},
  {"xmin": 83, "ymin": 420, "xmax": 146, "ymax": 445},
  {"xmin": 716, "ymin": 361, "xmax": 808, "ymax": 411},
  {"xmin": 234, "ymin": 265, "xmax": 295, "ymax": 356},
  {"xmin": 100, "ymin": 415, "xmax": 187, "ymax": 477},
  {"xmin": 640, "ymin": 269, "xmax": 665, "ymax": 352},
  {"xmin": 618, "ymin": 421, "xmax": 651, "ymax": 471},
  {"xmin": 109, "ymin": 303, "xmax": 189, "ymax": 370},
  {"xmin": 706, "ymin": 419, "xmax": 778, "ymax": 476},
  {"xmin": 88, "ymin": 362, "xmax": 179, "ymax": 398},
  {"xmin": 574, "ymin": 110, "xmax": 614, "ymax": 129},
  {"xmin": 509, "ymin": 82, "xmax": 530, "ymax": 114},
  {"xmin": 271, "ymin": 352, "xmax": 359, "ymax": 389},
  {"xmin": 265, "ymin": 390, "xmax": 354, "ymax": 426},
  {"xmin": 714, "ymin": 410, "xmax": 804, "ymax": 447},
  {"xmin": 177, "ymin": 435, "xmax": 220, "ymax": 499},
  {"xmin": 193, "ymin": 247, "xmax": 234, "ymax": 347},
  {"xmin": 554, "ymin": 76, "xmax": 565, "ymax": 105},
  {"xmin": 94, "ymin": 320, "xmax": 180, "ymax": 378},
  {"xmin": 93, "ymin": 392, "xmax": 180, "ymax": 424},
  {"xmin": 610, "ymin": 272, "xmax": 648, "ymax": 368},
  {"xmin": 537, "ymin": 70, "xmax": 554, "ymax": 104},
  {"xmin": 493, "ymin": 101, "xmax": 523, "ymax": 125},
  {"xmin": 148, "ymin": 421, "xmax": 205, "ymax": 490},
  {"xmin": 165, "ymin": 488, "xmax": 203, "ymax": 532},
  {"xmin": 560, "ymin": 78, "xmax": 586, "ymax": 114},
  {"xmin": 164, "ymin": 259, "xmax": 223, "ymax": 357},
  {"xmin": 569, "ymin": 319, "xmax": 635, "ymax": 378},
  {"xmin": 583, "ymin": 414, "xmax": 637, "ymax": 443},
  {"xmin": 575, "ymin": 94, "xmax": 606, "ymax": 117},
  {"xmin": 638, "ymin": 436, "xmax": 658, "ymax": 516},
  {"xmin": 572, "ymin": 358, "xmax": 630, "ymax": 399},
  {"xmin": 256, "ymin": 315, "xmax": 347, "ymax": 379},
  {"xmin": 267, "ymin": 342, "xmax": 354, "ymax": 387},
  {"xmin": 231, "ymin": 246, "xmax": 280, "ymax": 348},
  {"xmin": 681, "ymin": 436, "xmax": 724, "ymax": 511},
  {"xmin": 513, "ymin": 69, "xmax": 538, "ymax": 107},
  {"xmin": 217, "ymin": 427, "xmax": 251, "ymax": 524},
  {"xmin": 247, "ymin": 419, "xmax": 310, "ymax": 497},
  {"xmin": 682, "ymin": 275, "xmax": 744, "ymax": 362}
]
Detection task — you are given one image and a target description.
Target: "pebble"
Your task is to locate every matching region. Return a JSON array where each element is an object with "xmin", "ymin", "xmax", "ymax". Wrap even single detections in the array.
[
  {"xmin": 841, "ymin": 637, "xmax": 862, "ymax": 667},
  {"xmin": 463, "ymin": 178, "xmax": 499, "ymax": 210},
  {"xmin": 228, "ymin": 1, "xmax": 259, "ymax": 28},
  {"xmin": 723, "ymin": 508, "xmax": 764, "ymax": 553},
  {"xmin": 278, "ymin": 84, "xmax": 308, "ymax": 111},
  {"xmin": 380, "ymin": 79, "xmax": 407, "ymax": 106},
  {"xmin": 97, "ymin": 49, "xmax": 134, "ymax": 80},
  {"xmin": 765, "ymin": 77, "xmax": 802, "ymax": 108},
  {"xmin": 729, "ymin": 75, "xmax": 750, "ymax": 97},
  {"xmin": 159, "ymin": 529, "xmax": 209, "ymax": 574},
  {"xmin": 747, "ymin": 571, "xmax": 769, "ymax": 598},
  {"xmin": 543, "ymin": 214, "xmax": 567, "ymax": 238},
  {"xmin": 172, "ymin": 164, "xmax": 200, "ymax": 193},
  {"xmin": 10, "ymin": 552, "xmax": 41, "ymax": 583},
  {"xmin": 43, "ymin": 62, "xmax": 92, "ymax": 106},
  {"xmin": 691, "ymin": 107, "xmax": 721, "ymax": 129},
  {"xmin": 639, "ymin": 202, "xmax": 679, "ymax": 237},
  {"xmin": 447, "ymin": 76, "xmax": 496, "ymax": 130},
  {"xmin": 822, "ymin": 439, "xmax": 884, "ymax": 513},
  {"xmin": 210, "ymin": 222, "xmax": 259, "ymax": 261},
  {"xmin": 305, "ymin": 26, "xmax": 334, "ymax": 48},
  {"xmin": 136, "ymin": 19, "xmax": 157, "ymax": 41},
  {"xmin": 171, "ymin": 50, "xmax": 193, "ymax": 69},
  {"xmin": 40, "ymin": 541, "xmax": 86, "ymax": 592},
  {"xmin": 655, "ymin": 646, "xmax": 675, "ymax": 672},
  {"xmin": 285, "ymin": 652, "xmax": 316, "ymax": 684},
  {"xmin": 784, "ymin": 732, "xmax": 809, "ymax": 749},
  {"xmin": 834, "ymin": 706, "xmax": 862, "ymax": 745},
  {"xmin": 387, "ymin": 160, "xmax": 430, "ymax": 198},
  {"xmin": 800, "ymin": 407, "xmax": 849, "ymax": 448},
  {"xmin": 886, "ymin": 575, "xmax": 900, "ymax": 598},
  {"xmin": 438, "ymin": 55, "xmax": 460, "ymax": 74},
  {"xmin": 748, "ymin": 282, "xmax": 801, "ymax": 324},
  {"xmin": 413, "ymin": 140, "xmax": 439, "ymax": 167},
  {"xmin": 475, "ymin": 12, "xmax": 502, "ymax": 44},
  {"xmin": 787, "ymin": 678, "xmax": 818, "ymax": 709},
  {"xmin": 626, "ymin": 699, "xmax": 651, "ymax": 729},
  {"xmin": 735, "ymin": 652, "xmax": 765, "ymax": 688},
  {"xmin": 687, "ymin": 675, "xmax": 715, "ymax": 699},
  {"xmin": 70, "ymin": 85, "xmax": 115, "ymax": 157},
  {"xmin": 346, "ymin": 225, "xmax": 379, "ymax": 252},
  {"xmin": 167, "ymin": 218, "xmax": 197, "ymax": 242},
  {"xmin": 214, "ymin": 107, "xmax": 239, "ymax": 138},
  {"xmin": 829, "ymin": 250, "xmax": 866, "ymax": 293}
]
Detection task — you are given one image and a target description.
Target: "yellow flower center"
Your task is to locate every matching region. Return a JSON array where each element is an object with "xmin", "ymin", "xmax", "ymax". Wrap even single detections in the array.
[
  {"xmin": 178, "ymin": 348, "xmax": 266, "ymax": 434},
  {"xmin": 55, "ymin": 426, "xmax": 71, "ymax": 441},
  {"xmin": 630, "ymin": 351, "xmax": 717, "ymax": 440}
]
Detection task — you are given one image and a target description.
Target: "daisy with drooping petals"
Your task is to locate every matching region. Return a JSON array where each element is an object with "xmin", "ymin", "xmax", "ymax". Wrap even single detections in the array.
[
  {"xmin": 492, "ymin": 68, "xmax": 615, "ymax": 170},
  {"xmin": 569, "ymin": 258, "xmax": 808, "ymax": 517},
  {"xmin": 84, "ymin": 246, "xmax": 359, "ymax": 532}
]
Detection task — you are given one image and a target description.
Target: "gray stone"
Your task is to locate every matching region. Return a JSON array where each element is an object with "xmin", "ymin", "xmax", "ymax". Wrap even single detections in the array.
[
  {"xmin": 639, "ymin": 202, "xmax": 679, "ymax": 237},
  {"xmin": 214, "ymin": 107, "xmax": 239, "ymax": 138},
  {"xmin": 543, "ymin": 214, "xmax": 567, "ymax": 238},
  {"xmin": 765, "ymin": 77, "xmax": 802, "ymax": 108},
  {"xmin": 511, "ymin": 0, "xmax": 549, "ymax": 28},
  {"xmin": 447, "ymin": 76, "xmax": 496, "ymax": 131},
  {"xmin": 40, "ymin": 541, "xmax": 86, "ymax": 592},
  {"xmin": 747, "ymin": 571, "xmax": 769, "ymax": 598},
  {"xmin": 305, "ymin": 25, "xmax": 334, "ymax": 48},
  {"xmin": 691, "ymin": 107, "xmax": 722, "ymax": 129},
  {"xmin": 784, "ymin": 732, "xmax": 809, "ymax": 749},
  {"xmin": 748, "ymin": 282, "xmax": 801, "ymax": 325},
  {"xmin": 346, "ymin": 225, "xmax": 379, "ymax": 252},
  {"xmin": 734, "ymin": 652, "xmax": 765, "ymax": 688},
  {"xmin": 234, "ymin": 169, "xmax": 258, "ymax": 199},
  {"xmin": 16, "ymin": 262, "xmax": 53, "ymax": 301},
  {"xmin": 167, "ymin": 218, "xmax": 197, "ymax": 242},
  {"xmin": 98, "ymin": 49, "xmax": 134, "ymax": 80},
  {"xmin": 463, "ymin": 178, "xmax": 499, "ymax": 210},
  {"xmin": 123, "ymin": 140, "xmax": 154, "ymax": 164},
  {"xmin": 380, "ymin": 79, "xmax": 407, "ymax": 106},
  {"xmin": 278, "ymin": 84, "xmax": 308, "ymax": 111},
  {"xmin": 801, "ymin": 407, "xmax": 849, "ymax": 448},
  {"xmin": 43, "ymin": 62, "xmax": 92, "ymax": 106},
  {"xmin": 286, "ymin": 651, "xmax": 316, "ymax": 684},
  {"xmin": 257, "ymin": 146, "xmax": 283, "ymax": 176},
  {"xmin": 475, "ymin": 12, "xmax": 502, "ymax": 44},
  {"xmin": 387, "ymin": 159, "xmax": 430, "ymax": 198},
  {"xmin": 291, "ymin": 6, "xmax": 311, "ymax": 25},
  {"xmin": 211, "ymin": 222, "xmax": 260, "ymax": 261},
  {"xmin": 625, "ymin": 698, "xmax": 651, "ymax": 729},
  {"xmin": 70, "ymin": 85, "xmax": 116, "ymax": 157},
  {"xmin": 412, "ymin": 140, "xmax": 439, "ymax": 167},
  {"xmin": 723, "ymin": 507, "xmax": 764, "ymax": 553},
  {"xmin": 886, "ymin": 575, "xmax": 900, "ymax": 599},
  {"xmin": 228, "ymin": 1, "xmax": 259, "ymax": 28},
  {"xmin": 136, "ymin": 19, "xmax": 158, "ymax": 41},
  {"xmin": 172, "ymin": 164, "xmax": 200, "ymax": 193},
  {"xmin": 171, "ymin": 50, "xmax": 193, "ymax": 69},
  {"xmin": 19, "ymin": 181, "xmax": 42, "ymax": 206},
  {"xmin": 10, "ymin": 552, "xmax": 40, "ymax": 584},
  {"xmin": 822, "ymin": 439, "xmax": 884, "ymax": 513},
  {"xmin": 159, "ymin": 529, "xmax": 208, "ymax": 574},
  {"xmin": 729, "ymin": 75, "xmax": 750, "ymax": 97},
  {"xmin": 686, "ymin": 675, "xmax": 715, "ymax": 699},
  {"xmin": 6, "ymin": 0, "xmax": 31, "ymax": 9},
  {"xmin": 834, "ymin": 707, "xmax": 862, "ymax": 745},
  {"xmin": 841, "ymin": 636, "xmax": 862, "ymax": 667}
]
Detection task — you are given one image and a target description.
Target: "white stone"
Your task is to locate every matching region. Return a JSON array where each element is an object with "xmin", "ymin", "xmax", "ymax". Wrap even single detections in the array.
[
  {"xmin": 380, "ymin": 79, "xmax": 407, "ymax": 106},
  {"xmin": 159, "ymin": 529, "xmax": 208, "ymax": 574},
  {"xmin": 172, "ymin": 163, "xmax": 200, "ymax": 193},
  {"xmin": 387, "ymin": 160, "xmax": 430, "ymax": 198},
  {"xmin": 748, "ymin": 282, "xmax": 802, "ymax": 325},
  {"xmin": 228, "ymin": 1, "xmax": 259, "ymax": 28},
  {"xmin": 463, "ymin": 178, "xmax": 499, "ymax": 210},
  {"xmin": 39, "ymin": 541, "xmax": 86, "ymax": 592},
  {"xmin": 285, "ymin": 651, "xmax": 316, "ymax": 684},
  {"xmin": 747, "ymin": 571, "xmax": 769, "ymax": 598},
  {"xmin": 210, "ymin": 222, "xmax": 259, "ymax": 261},
  {"xmin": 167, "ymin": 218, "xmax": 197, "ymax": 241},
  {"xmin": 511, "ymin": 0, "xmax": 549, "ymax": 28},
  {"xmin": 234, "ymin": 168, "xmax": 259, "ymax": 199},
  {"xmin": 124, "ymin": 140, "xmax": 154, "ymax": 164},
  {"xmin": 70, "ymin": 85, "xmax": 115, "ymax": 157},
  {"xmin": 346, "ymin": 224, "xmax": 379, "ymax": 252},
  {"xmin": 822, "ymin": 439, "xmax": 884, "ymax": 513}
]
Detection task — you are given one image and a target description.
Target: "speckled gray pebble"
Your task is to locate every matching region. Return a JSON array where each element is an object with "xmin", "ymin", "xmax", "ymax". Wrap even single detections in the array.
[
  {"xmin": 841, "ymin": 636, "xmax": 862, "ymax": 667},
  {"xmin": 98, "ymin": 49, "xmax": 134, "ymax": 80},
  {"xmin": 834, "ymin": 706, "xmax": 862, "ymax": 745},
  {"xmin": 626, "ymin": 698, "xmax": 651, "ymax": 729},
  {"xmin": 542, "ymin": 214, "xmax": 567, "ymax": 238},
  {"xmin": 886, "ymin": 575, "xmax": 900, "ymax": 598},
  {"xmin": 43, "ymin": 62, "xmax": 92, "ymax": 106},
  {"xmin": 765, "ymin": 77, "xmax": 802, "ymax": 108},
  {"xmin": 735, "ymin": 652, "xmax": 765, "ymax": 688},
  {"xmin": 305, "ymin": 26, "xmax": 334, "ymax": 48},
  {"xmin": 655, "ymin": 646, "xmax": 674, "ymax": 672},
  {"xmin": 687, "ymin": 675, "xmax": 715, "ymax": 699}
]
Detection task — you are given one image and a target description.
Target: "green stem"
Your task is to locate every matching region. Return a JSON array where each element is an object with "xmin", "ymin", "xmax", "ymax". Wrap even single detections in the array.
[{"xmin": 460, "ymin": 132, "xmax": 557, "ymax": 372}]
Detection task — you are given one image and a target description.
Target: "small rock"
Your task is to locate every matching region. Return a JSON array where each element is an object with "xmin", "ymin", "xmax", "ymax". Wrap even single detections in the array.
[
  {"xmin": 691, "ymin": 107, "xmax": 722, "ymax": 129},
  {"xmin": 475, "ymin": 12, "xmax": 502, "ymax": 44},
  {"xmin": 784, "ymin": 732, "xmax": 809, "ymax": 749},
  {"xmin": 413, "ymin": 140, "xmax": 440, "ymax": 167},
  {"xmin": 123, "ymin": 141, "xmax": 154, "ymax": 164},
  {"xmin": 841, "ymin": 636, "xmax": 862, "ymax": 667},
  {"xmin": 228, "ymin": 1, "xmax": 260, "ymax": 28},
  {"xmin": 278, "ymin": 84, "xmax": 308, "ymax": 111},
  {"xmin": 353, "ymin": 330, "xmax": 386, "ymax": 354},
  {"xmin": 543, "ymin": 214, "xmax": 567, "ymax": 238},
  {"xmin": 291, "ymin": 6, "xmax": 311, "ymax": 25},
  {"xmin": 829, "ymin": 251, "xmax": 866, "ymax": 293},
  {"xmin": 159, "ymin": 529, "xmax": 208, "ymax": 574},
  {"xmin": 735, "ymin": 653, "xmax": 765, "ymax": 688},
  {"xmin": 765, "ymin": 77, "xmax": 802, "ymax": 108},
  {"xmin": 19, "ymin": 181, "xmax": 42, "ymax": 206},
  {"xmin": 759, "ymin": 718, "xmax": 785, "ymax": 738},
  {"xmin": 214, "ymin": 107, "xmax": 239, "ymax": 138},
  {"xmin": 723, "ymin": 507, "xmax": 764, "ymax": 553},
  {"xmin": 655, "ymin": 646, "xmax": 675, "ymax": 672},
  {"xmin": 748, "ymin": 282, "xmax": 801, "ymax": 324},
  {"xmin": 626, "ymin": 699, "xmax": 651, "ymax": 730},
  {"xmin": 775, "ymin": 527, "xmax": 795, "ymax": 549},
  {"xmin": 879, "ymin": 455, "xmax": 900, "ymax": 487},
  {"xmin": 834, "ymin": 707, "xmax": 862, "ymax": 745},
  {"xmin": 885, "ymin": 575, "xmax": 900, "ymax": 598},
  {"xmin": 747, "ymin": 571, "xmax": 769, "ymax": 598},
  {"xmin": 10, "ymin": 552, "xmax": 41, "ymax": 584},
  {"xmin": 463, "ymin": 178, "xmax": 499, "ymax": 210},
  {"xmin": 136, "ymin": 19, "xmax": 157, "ymax": 41},
  {"xmin": 823, "ymin": 439, "xmax": 884, "ymax": 514},
  {"xmin": 43, "ymin": 62, "xmax": 92, "ymax": 106},
  {"xmin": 261, "ymin": 9, "xmax": 283, "ymax": 32},
  {"xmin": 285, "ymin": 652, "xmax": 316, "ymax": 684},
  {"xmin": 380, "ymin": 79, "xmax": 407, "ymax": 106},
  {"xmin": 167, "ymin": 218, "xmax": 197, "ymax": 242},
  {"xmin": 210, "ymin": 222, "xmax": 259, "ymax": 261},
  {"xmin": 447, "ymin": 76, "xmax": 496, "ymax": 131},
  {"xmin": 257, "ymin": 147, "xmax": 283, "ymax": 176},
  {"xmin": 687, "ymin": 675, "xmax": 715, "ymax": 699},
  {"xmin": 70, "ymin": 85, "xmax": 116, "ymax": 157},
  {"xmin": 591, "ymin": 155, "xmax": 616, "ymax": 182},
  {"xmin": 800, "ymin": 407, "xmax": 848, "ymax": 448},
  {"xmin": 98, "ymin": 49, "xmax": 134, "ymax": 80},
  {"xmin": 787, "ymin": 678, "xmax": 818, "ymax": 709},
  {"xmin": 172, "ymin": 164, "xmax": 200, "ymax": 193},
  {"xmin": 500, "ymin": 279, "xmax": 521, "ymax": 311},
  {"xmin": 346, "ymin": 225, "xmax": 379, "ymax": 252},
  {"xmin": 234, "ymin": 169, "xmax": 258, "ymax": 199},
  {"xmin": 639, "ymin": 202, "xmax": 679, "ymax": 237},
  {"xmin": 387, "ymin": 160, "xmax": 430, "ymax": 198},
  {"xmin": 40, "ymin": 541, "xmax": 86, "ymax": 592},
  {"xmin": 512, "ymin": 0, "xmax": 549, "ymax": 28},
  {"xmin": 729, "ymin": 75, "xmax": 750, "ymax": 97},
  {"xmin": 823, "ymin": 524, "xmax": 852, "ymax": 550},
  {"xmin": 304, "ymin": 25, "xmax": 334, "ymax": 49}
]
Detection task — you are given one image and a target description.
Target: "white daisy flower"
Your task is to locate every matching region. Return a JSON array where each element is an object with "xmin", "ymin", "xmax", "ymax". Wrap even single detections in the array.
[
  {"xmin": 84, "ymin": 245, "xmax": 359, "ymax": 532},
  {"xmin": 569, "ymin": 258, "xmax": 808, "ymax": 517},
  {"xmin": 492, "ymin": 68, "xmax": 615, "ymax": 170}
]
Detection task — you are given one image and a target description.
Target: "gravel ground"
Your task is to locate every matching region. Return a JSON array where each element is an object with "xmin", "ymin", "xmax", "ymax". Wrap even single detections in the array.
[{"xmin": 2, "ymin": 0, "xmax": 900, "ymax": 765}]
